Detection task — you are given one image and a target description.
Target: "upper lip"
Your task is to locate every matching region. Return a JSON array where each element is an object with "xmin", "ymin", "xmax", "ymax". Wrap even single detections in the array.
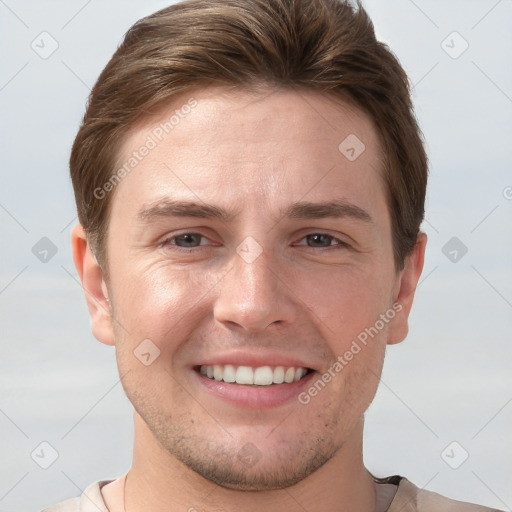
[{"xmin": 195, "ymin": 350, "xmax": 314, "ymax": 370}]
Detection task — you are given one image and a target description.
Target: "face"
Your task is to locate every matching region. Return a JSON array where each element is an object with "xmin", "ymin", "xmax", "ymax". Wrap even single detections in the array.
[{"xmin": 74, "ymin": 86, "xmax": 425, "ymax": 490}]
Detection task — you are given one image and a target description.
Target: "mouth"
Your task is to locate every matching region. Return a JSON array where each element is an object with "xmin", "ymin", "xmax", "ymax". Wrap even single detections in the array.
[
  {"xmin": 192, "ymin": 362, "xmax": 316, "ymax": 408},
  {"xmin": 195, "ymin": 364, "xmax": 312, "ymax": 385}
]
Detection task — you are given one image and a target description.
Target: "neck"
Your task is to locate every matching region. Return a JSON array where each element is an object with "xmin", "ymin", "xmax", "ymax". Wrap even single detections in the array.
[{"xmin": 124, "ymin": 413, "xmax": 376, "ymax": 512}]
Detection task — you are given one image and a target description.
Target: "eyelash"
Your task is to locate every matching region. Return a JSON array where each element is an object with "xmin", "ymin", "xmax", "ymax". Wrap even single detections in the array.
[{"xmin": 160, "ymin": 232, "xmax": 349, "ymax": 252}]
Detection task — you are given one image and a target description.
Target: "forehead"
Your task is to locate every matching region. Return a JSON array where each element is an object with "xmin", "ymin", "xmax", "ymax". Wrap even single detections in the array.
[{"xmin": 112, "ymin": 86, "xmax": 387, "ymax": 221}]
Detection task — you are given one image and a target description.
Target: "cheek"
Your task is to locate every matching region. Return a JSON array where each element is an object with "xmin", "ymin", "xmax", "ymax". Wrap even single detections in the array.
[
  {"xmin": 307, "ymin": 267, "xmax": 393, "ymax": 412},
  {"xmin": 293, "ymin": 263, "xmax": 395, "ymax": 349},
  {"xmin": 111, "ymin": 260, "xmax": 217, "ymax": 344},
  {"xmin": 342, "ymin": 339, "xmax": 386, "ymax": 415}
]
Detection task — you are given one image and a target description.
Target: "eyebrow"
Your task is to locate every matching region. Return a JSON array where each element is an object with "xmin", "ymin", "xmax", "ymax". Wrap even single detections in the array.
[{"xmin": 137, "ymin": 198, "xmax": 373, "ymax": 224}]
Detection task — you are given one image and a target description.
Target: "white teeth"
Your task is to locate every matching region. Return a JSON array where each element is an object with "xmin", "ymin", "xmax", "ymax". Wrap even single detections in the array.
[
  {"xmin": 284, "ymin": 367, "xmax": 295, "ymax": 383},
  {"xmin": 254, "ymin": 366, "xmax": 273, "ymax": 386},
  {"xmin": 199, "ymin": 364, "xmax": 309, "ymax": 385},
  {"xmin": 223, "ymin": 364, "xmax": 236, "ymax": 383},
  {"xmin": 235, "ymin": 366, "xmax": 254, "ymax": 385},
  {"xmin": 213, "ymin": 365, "xmax": 223, "ymax": 381},
  {"xmin": 273, "ymin": 366, "xmax": 285, "ymax": 384}
]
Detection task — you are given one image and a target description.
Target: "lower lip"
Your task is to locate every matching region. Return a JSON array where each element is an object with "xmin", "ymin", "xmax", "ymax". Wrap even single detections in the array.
[{"xmin": 193, "ymin": 370, "xmax": 316, "ymax": 409}]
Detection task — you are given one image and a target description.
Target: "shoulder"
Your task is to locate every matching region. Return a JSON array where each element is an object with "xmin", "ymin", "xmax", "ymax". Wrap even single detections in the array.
[
  {"xmin": 389, "ymin": 476, "xmax": 504, "ymax": 512},
  {"xmin": 40, "ymin": 480, "xmax": 111, "ymax": 512}
]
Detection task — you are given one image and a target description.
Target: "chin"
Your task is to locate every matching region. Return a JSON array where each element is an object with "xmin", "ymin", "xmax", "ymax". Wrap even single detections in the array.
[
  {"xmin": 180, "ymin": 454, "xmax": 329, "ymax": 491},
  {"xmin": 164, "ymin": 432, "xmax": 342, "ymax": 491}
]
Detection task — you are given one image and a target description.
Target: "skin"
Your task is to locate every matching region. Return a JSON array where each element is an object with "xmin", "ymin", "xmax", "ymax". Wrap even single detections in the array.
[{"xmin": 72, "ymin": 86, "xmax": 426, "ymax": 512}]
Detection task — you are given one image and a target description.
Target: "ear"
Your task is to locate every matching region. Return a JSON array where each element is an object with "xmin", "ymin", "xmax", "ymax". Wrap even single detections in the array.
[
  {"xmin": 71, "ymin": 224, "xmax": 115, "ymax": 346},
  {"xmin": 387, "ymin": 232, "xmax": 427, "ymax": 345}
]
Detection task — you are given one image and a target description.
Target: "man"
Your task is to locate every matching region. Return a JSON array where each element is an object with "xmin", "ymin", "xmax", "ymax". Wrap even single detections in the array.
[{"xmin": 44, "ymin": 0, "xmax": 503, "ymax": 510}]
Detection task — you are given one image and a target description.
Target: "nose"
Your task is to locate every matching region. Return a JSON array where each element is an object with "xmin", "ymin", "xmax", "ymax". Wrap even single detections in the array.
[{"xmin": 213, "ymin": 243, "xmax": 296, "ymax": 333}]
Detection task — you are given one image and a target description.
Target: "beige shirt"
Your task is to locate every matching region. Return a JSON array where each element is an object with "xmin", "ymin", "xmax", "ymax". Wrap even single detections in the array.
[{"xmin": 41, "ymin": 474, "xmax": 504, "ymax": 512}]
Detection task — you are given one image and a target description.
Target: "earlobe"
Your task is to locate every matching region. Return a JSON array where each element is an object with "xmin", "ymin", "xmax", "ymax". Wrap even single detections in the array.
[
  {"xmin": 387, "ymin": 232, "xmax": 427, "ymax": 345},
  {"xmin": 71, "ymin": 224, "xmax": 115, "ymax": 346}
]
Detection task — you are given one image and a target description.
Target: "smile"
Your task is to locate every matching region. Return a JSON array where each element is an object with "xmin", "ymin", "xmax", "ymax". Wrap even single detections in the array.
[{"xmin": 197, "ymin": 364, "xmax": 311, "ymax": 385}]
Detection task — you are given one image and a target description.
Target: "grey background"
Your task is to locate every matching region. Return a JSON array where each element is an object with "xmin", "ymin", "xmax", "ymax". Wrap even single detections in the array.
[{"xmin": 0, "ymin": 0, "xmax": 511, "ymax": 510}]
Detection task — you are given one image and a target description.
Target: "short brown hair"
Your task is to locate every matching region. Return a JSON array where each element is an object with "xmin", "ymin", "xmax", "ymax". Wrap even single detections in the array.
[{"xmin": 70, "ymin": 0, "xmax": 428, "ymax": 273}]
